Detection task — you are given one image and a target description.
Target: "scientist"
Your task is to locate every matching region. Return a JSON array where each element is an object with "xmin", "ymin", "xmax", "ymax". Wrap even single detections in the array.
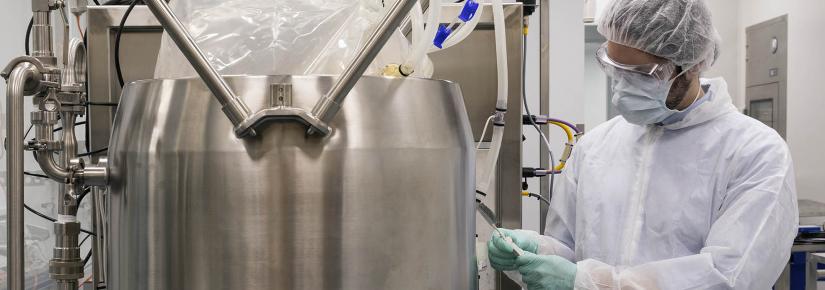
[{"xmin": 489, "ymin": 0, "xmax": 799, "ymax": 289}]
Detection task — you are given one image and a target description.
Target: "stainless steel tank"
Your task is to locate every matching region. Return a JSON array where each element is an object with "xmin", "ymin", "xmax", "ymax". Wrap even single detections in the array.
[{"xmin": 107, "ymin": 75, "xmax": 476, "ymax": 289}]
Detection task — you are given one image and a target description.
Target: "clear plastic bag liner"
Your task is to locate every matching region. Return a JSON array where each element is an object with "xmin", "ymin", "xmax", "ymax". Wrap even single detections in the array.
[{"xmin": 154, "ymin": 0, "xmax": 432, "ymax": 78}]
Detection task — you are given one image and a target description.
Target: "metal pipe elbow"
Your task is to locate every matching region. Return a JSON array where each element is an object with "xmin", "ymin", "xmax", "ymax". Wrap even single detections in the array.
[{"xmin": 34, "ymin": 151, "xmax": 72, "ymax": 182}]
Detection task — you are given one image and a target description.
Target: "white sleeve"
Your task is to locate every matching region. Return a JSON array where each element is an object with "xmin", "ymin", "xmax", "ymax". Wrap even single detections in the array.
[{"xmin": 573, "ymin": 139, "xmax": 799, "ymax": 290}]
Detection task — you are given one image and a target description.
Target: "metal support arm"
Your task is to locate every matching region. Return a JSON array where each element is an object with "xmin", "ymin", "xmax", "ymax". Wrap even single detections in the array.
[
  {"xmin": 310, "ymin": 0, "xmax": 418, "ymax": 129},
  {"xmin": 142, "ymin": 0, "xmax": 253, "ymax": 137}
]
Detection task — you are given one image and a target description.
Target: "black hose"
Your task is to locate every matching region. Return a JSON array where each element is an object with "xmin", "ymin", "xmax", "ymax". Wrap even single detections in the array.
[
  {"xmin": 86, "ymin": 102, "xmax": 119, "ymax": 107},
  {"xmin": 53, "ymin": 121, "xmax": 88, "ymax": 132},
  {"xmin": 115, "ymin": 0, "xmax": 139, "ymax": 87},
  {"xmin": 23, "ymin": 171, "xmax": 49, "ymax": 179},
  {"xmin": 76, "ymin": 187, "xmax": 92, "ymax": 206},
  {"xmin": 82, "ymin": 249, "xmax": 93, "ymax": 266},
  {"xmin": 79, "ymin": 147, "xmax": 108, "ymax": 157},
  {"xmin": 24, "ymin": 204, "xmax": 96, "ymax": 236},
  {"xmin": 25, "ymin": 18, "xmax": 33, "ymax": 55}
]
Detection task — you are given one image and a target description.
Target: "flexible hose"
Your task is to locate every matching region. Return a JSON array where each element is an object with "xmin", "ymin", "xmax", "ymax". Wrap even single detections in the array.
[
  {"xmin": 548, "ymin": 121, "xmax": 574, "ymax": 171},
  {"xmin": 475, "ymin": 0, "xmax": 509, "ymax": 194},
  {"xmin": 404, "ymin": 0, "xmax": 441, "ymax": 71}
]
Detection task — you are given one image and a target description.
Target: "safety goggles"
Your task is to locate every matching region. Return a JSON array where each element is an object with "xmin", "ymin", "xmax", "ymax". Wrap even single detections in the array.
[{"xmin": 595, "ymin": 43, "xmax": 677, "ymax": 81}]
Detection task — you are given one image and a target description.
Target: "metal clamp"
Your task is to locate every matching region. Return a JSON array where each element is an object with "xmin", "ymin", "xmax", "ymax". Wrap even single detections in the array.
[
  {"xmin": 1, "ymin": 57, "xmax": 47, "ymax": 96},
  {"xmin": 26, "ymin": 140, "xmax": 63, "ymax": 151},
  {"xmin": 309, "ymin": 0, "xmax": 418, "ymax": 131}
]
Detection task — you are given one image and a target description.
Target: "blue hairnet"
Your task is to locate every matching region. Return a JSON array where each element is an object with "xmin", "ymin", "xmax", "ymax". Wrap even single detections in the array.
[{"xmin": 597, "ymin": 0, "xmax": 722, "ymax": 71}]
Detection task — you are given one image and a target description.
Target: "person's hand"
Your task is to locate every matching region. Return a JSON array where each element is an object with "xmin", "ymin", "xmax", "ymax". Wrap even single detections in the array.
[
  {"xmin": 515, "ymin": 252, "xmax": 576, "ymax": 290},
  {"xmin": 487, "ymin": 229, "xmax": 539, "ymax": 271}
]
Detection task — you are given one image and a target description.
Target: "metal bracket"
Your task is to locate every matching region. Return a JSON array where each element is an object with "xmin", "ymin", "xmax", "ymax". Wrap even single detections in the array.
[
  {"xmin": 233, "ymin": 83, "xmax": 330, "ymax": 138},
  {"xmin": 270, "ymin": 83, "xmax": 293, "ymax": 108},
  {"xmin": 235, "ymin": 107, "xmax": 331, "ymax": 139}
]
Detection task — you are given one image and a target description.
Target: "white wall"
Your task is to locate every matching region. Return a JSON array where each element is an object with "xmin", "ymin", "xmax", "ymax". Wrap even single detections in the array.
[
  {"xmin": 730, "ymin": 0, "xmax": 825, "ymax": 204},
  {"xmin": 703, "ymin": 0, "xmax": 741, "ymax": 105}
]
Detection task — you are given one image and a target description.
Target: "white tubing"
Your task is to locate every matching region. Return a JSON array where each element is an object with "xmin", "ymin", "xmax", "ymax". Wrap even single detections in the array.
[
  {"xmin": 404, "ymin": 0, "xmax": 441, "ymax": 70},
  {"xmin": 411, "ymin": 1, "xmax": 424, "ymax": 47},
  {"xmin": 491, "ymin": 0, "xmax": 508, "ymax": 111},
  {"xmin": 476, "ymin": 0, "xmax": 508, "ymax": 194},
  {"xmin": 429, "ymin": 1, "xmax": 485, "ymax": 52}
]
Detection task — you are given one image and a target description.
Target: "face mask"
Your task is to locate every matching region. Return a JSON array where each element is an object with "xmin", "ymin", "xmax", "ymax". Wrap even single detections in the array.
[{"xmin": 611, "ymin": 70, "xmax": 685, "ymax": 125}]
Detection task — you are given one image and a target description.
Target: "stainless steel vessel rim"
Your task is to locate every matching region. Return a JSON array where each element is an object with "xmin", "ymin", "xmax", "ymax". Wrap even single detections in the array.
[{"xmin": 123, "ymin": 74, "xmax": 459, "ymax": 87}]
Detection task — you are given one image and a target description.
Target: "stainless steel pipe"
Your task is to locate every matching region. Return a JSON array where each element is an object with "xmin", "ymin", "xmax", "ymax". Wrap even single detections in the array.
[
  {"xmin": 5, "ymin": 62, "xmax": 40, "ymax": 290},
  {"xmin": 32, "ymin": 12, "xmax": 53, "ymax": 59},
  {"xmin": 58, "ymin": 112, "xmax": 79, "ymax": 215},
  {"xmin": 311, "ymin": 0, "xmax": 418, "ymax": 126},
  {"xmin": 33, "ymin": 139, "xmax": 72, "ymax": 182},
  {"xmin": 143, "ymin": 0, "xmax": 251, "ymax": 131}
]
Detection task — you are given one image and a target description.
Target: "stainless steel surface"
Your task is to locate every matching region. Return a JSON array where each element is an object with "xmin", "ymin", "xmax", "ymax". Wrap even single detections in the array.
[
  {"xmin": 5, "ymin": 62, "xmax": 40, "ymax": 290},
  {"xmin": 539, "ymin": 0, "xmax": 551, "ymax": 236},
  {"xmin": 108, "ymin": 75, "xmax": 476, "ymax": 290},
  {"xmin": 746, "ymin": 15, "xmax": 787, "ymax": 138},
  {"xmin": 85, "ymin": 6, "xmax": 524, "ymax": 289},
  {"xmin": 86, "ymin": 6, "xmax": 162, "ymax": 164},
  {"xmin": 58, "ymin": 112, "xmax": 79, "ymax": 215},
  {"xmin": 429, "ymin": 4, "xmax": 523, "ymax": 290},
  {"xmin": 311, "ymin": 0, "xmax": 418, "ymax": 127},
  {"xmin": 143, "ymin": 0, "xmax": 252, "ymax": 134},
  {"xmin": 32, "ymin": 12, "xmax": 54, "ymax": 60},
  {"xmin": 92, "ymin": 187, "xmax": 108, "ymax": 286},
  {"xmin": 775, "ymin": 262, "xmax": 791, "ymax": 290},
  {"xmin": 807, "ymin": 253, "xmax": 825, "ymax": 290},
  {"xmin": 62, "ymin": 38, "xmax": 86, "ymax": 90}
]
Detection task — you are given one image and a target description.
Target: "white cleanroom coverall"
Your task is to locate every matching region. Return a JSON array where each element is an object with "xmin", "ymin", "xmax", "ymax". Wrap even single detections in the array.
[{"xmin": 513, "ymin": 77, "xmax": 798, "ymax": 289}]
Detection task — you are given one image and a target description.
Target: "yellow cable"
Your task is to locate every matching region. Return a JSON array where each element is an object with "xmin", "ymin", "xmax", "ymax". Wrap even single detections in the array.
[
  {"xmin": 548, "ymin": 121, "xmax": 575, "ymax": 172},
  {"xmin": 549, "ymin": 121, "xmax": 574, "ymax": 142}
]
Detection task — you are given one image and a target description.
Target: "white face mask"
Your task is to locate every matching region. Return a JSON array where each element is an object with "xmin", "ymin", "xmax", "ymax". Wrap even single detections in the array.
[{"xmin": 611, "ymin": 70, "xmax": 689, "ymax": 125}]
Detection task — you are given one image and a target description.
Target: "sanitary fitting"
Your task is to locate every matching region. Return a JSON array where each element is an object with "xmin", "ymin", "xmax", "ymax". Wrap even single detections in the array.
[
  {"xmin": 71, "ymin": 157, "xmax": 109, "ymax": 187},
  {"xmin": 523, "ymin": 114, "xmax": 549, "ymax": 125},
  {"xmin": 522, "ymin": 167, "xmax": 551, "ymax": 178},
  {"xmin": 49, "ymin": 220, "xmax": 83, "ymax": 281},
  {"xmin": 493, "ymin": 110, "xmax": 506, "ymax": 127}
]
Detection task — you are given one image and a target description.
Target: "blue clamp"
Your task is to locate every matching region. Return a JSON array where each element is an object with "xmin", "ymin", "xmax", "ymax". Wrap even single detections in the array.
[
  {"xmin": 433, "ymin": 24, "xmax": 452, "ymax": 49},
  {"xmin": 458, "ymin": 0, "xmax": 480, "ymax": 22}
]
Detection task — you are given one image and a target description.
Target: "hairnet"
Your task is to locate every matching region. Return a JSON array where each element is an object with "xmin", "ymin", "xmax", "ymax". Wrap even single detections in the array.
[{"xmin": 597, "ymin": 0, "xmax": 721, "ymax": 72}]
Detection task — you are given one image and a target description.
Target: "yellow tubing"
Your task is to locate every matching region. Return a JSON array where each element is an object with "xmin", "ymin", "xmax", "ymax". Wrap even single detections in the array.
[{"xmin": 549, "ymin": 121, "xmax": 575, "ymax": 172}]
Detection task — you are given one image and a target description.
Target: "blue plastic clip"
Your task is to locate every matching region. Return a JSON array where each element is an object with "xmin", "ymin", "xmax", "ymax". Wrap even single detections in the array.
[
  {"xmin": 433, "ymin": 24, "xmax": 452, "ymax": 49},
  {"xmin": 458, "ymin": 0, "xmax": 480, "ymax": 22}
]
